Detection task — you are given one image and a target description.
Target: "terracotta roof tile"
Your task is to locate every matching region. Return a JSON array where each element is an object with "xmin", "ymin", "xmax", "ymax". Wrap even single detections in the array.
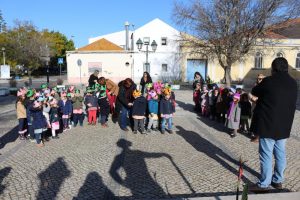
[{"xmin": 78, "ymin": 38, "xmax": 124, "ymax": 51}]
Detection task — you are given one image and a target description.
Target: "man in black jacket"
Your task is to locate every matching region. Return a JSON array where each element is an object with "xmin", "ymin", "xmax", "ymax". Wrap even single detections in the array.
[{"xmin": 249, "ymin": 57, "xmax": 298, "ymax": 192}]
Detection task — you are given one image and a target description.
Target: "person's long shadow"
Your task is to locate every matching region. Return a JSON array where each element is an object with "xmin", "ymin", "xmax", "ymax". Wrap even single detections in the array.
[
  {"xmin": 176, "ymin": 126, "xmax": 260, "ymax": 184},
  {"xmin": 0, "ymin": 126, "xmax": 19, "ymax": 150},
  {"xmin": 74, "ymin": 171, "xmax": 117, "ymax": 200},
  {"xmin": 0, "ymin": 167, "xmax": 12, "ymax": 195},
  {"xmin": 37, "ymin": 157, "xmax": 71, "ymax": 200},
  {"xmin": 110, "ymin": 139, "xmax": 188, "ymax": 199}
]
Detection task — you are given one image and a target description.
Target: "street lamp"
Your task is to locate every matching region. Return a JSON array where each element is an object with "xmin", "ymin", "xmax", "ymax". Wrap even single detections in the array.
[
  {"xmin": 1, "ymin": 47, "xmax": 5, "ymax": 66},
  {"xmin": 136, "ymin": 37, "xmax": 157, "ymax": 73}
]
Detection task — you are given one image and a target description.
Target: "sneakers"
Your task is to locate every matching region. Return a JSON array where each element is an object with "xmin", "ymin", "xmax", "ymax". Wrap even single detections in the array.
[
  {"xmin": 122, "ymin": 128, "xmax": 129, "ymax": 132},
  {"xmin": 161, "ymin": 130, "xmax": 166, "ymax": 134},
  {"xmin": 19, "ymin": 135, "xmax": 26, "ymax": 140},
  {"xmin": 147, "ymin": 129, "xmax": 152, "ymax": 133},
  {"xmin": 141, "ymin": 130, "xmax": 146, "ymax": 134},
  {"xmin": 153, "ymin": 128, "xmax": 158, "ymax": 132},
  {"xmin": 271, "ymin": 182, "xmax": 283, "ymax": 189},
  {"xmin": 133, "ymin": 130, "xmax": 138, "ymax": 134},
  {"xmin": 169, "ymin": 130, "xmax": 174, "ymax": 134},
  {"xmin": 52, "ymin": 136, "xmax": 59, "ymax": 139}
]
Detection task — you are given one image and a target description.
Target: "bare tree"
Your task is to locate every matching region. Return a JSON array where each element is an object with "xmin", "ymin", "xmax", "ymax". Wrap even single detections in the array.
[{"xmin": 173, "ymin": 0, "xmax": 300, "ymax": 86}]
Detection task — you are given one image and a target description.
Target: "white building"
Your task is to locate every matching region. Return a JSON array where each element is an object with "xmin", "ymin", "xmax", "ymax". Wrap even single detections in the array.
[{"xmin": 89, "ymin": 18, "xmax": 182, "ymax": 83}]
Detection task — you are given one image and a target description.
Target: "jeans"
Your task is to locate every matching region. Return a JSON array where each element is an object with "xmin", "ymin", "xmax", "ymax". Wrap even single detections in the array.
[
  {"xmin": 99, "ymin": 115, "xmax": 108, "ymax": 124},
  {"xmin": 120, "ymin": 106, "xmax": 132, "ymax": 129},
  {"xmin": 28, "ymin": 124, "xmax": 34, "ymax": 138},
  {"xmin": 18, "ymin": 118, "xmax": 26, "ymax": 133},
  {"xmin": 258, "ymin": 138, "xmax": 287, "ymax": 188},
  {"xmin": 73, "ymin": 114, "xmax": 84, "ymax": 126},
  {"xmin": 134, "ymin": 119, "xmax": 145, "ymax": 131},
  {"xmin": 34, "ymin": 129, "xmax": 43, "ymax": 144},
  {"xmin": 161, "ymin": 117, "xmax": 173, "ymax": 131}
]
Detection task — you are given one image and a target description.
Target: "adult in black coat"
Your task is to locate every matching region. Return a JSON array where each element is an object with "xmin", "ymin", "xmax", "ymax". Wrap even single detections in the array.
[
  {"xmin": 88, "ymin": 70, "xmax": 99, "ymax": 87},
  {"xmin": 140, "ymin": 72, "xmax": 152, "ymax": 95},
  {"xmin": 249, "ymin": 57, "xmax": 298, "ymax": 192}
]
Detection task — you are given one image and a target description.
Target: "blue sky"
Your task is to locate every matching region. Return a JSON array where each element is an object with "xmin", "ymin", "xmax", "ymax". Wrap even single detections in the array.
[{"xmin": 1, "ymin": 0, "xmax": 178, "ymax": 48}]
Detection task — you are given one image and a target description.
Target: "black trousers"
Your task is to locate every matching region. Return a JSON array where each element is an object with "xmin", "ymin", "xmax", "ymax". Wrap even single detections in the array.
[{"xmin": 133, "ymin": 119, "xmax": 145, "ymax": 131}]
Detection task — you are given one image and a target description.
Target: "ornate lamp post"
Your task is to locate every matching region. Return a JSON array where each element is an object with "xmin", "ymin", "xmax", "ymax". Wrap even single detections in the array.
[{"xmin": 136, "ymin": 37, "xmax": 157, "ymax": 73}]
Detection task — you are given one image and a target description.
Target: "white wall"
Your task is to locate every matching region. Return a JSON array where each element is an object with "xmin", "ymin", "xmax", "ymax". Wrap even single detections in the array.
[{"xmin": 66, "ymin": 52, "xmax": 133, "ymax": 85}]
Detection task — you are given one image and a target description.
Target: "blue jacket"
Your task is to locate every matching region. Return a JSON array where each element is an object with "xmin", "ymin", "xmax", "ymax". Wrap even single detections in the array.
[
  {"xmin": 30, "ymin": 107, "xmax": 47, "ymax": 129},
  {"xmin": 160, "ymin": 98, "xmax": 175, "ymax": 115},
  {"xmin": 58, "ymin": 99, "xmax": 73, "ymax": 115},
  {"xmin": 148, "ymin": 99, "xmax": 159, "ymax": 114},
  {"xmin": 85, "ymin": 95, "xmax": 98, "ymax": 108}
]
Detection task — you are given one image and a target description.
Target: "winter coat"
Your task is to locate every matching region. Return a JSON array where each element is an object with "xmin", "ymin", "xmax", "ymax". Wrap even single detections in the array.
[
  {"xmin": 50, "ymin": 107, "xmax": 60, "ymax": 123},
  {"xmin": 251, "ymin": 72, "xmax": 297, "ymax": 140},
  {"xmin": 240, "ymin": 101, "xmax": 252, "ymax": 117},
  {"xmin": 71, "ymin": 96, "xmax": 84, "ymax": 110},
  {"xmin": 160, "ymin": 98, "xmax": 175, "ymax": 115},
  {"xmin": 25, "ymin": 99, "xmax": 34, "ymax": 124},
  {"xmin": 98, "ymin": 97, "xmax": 110, "ymax": 116},
  {"xmin": 226, "ymin": 102, "xmax": 241, "ymax": 130},
  {"xmin": 84, "ymin": 95, "xmax": 98, "ymax": 108},
  {"xmin": 58, "ymin": 99, "xmax": 73, "ymax": 115},
  {"xmin": 16, "ymin": 101, "xmax": 26, "ymax": 119},
  {"xmin": 88, "ymin": 74, "xmax": 98, "ymax": 87},
  {"xmin": 132, "ymin": 96, "xmax": 147, "ymax": 116},
  {"xmin": 148, "ymin": 99, "xmax": 159, "ymax": 114},
  {"xmin": 193, "ymin": 90, "xmax": 200, "ymax": 105},
  {"xmin": 117, "ymin": 84, "xmax": 136, "ymax": 110},
  {"xmin": 106, "ymin": 79, "xmax": 119, "ymax": 96},
  {"xmin": 30, "ymin": 107, "xmax": 47, "ymax": 130}
]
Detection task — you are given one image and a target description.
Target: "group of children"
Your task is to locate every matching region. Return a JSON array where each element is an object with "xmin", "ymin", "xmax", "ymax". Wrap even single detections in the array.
[
  {"xmin": 193, "ymin": 82, "xmax": 253, "ymax": 138},
  {"xmin": 131, "ymin": 82, "xmax": 176, "ymax": 134},
  {"xmin": 15, "ymin": 83, "xmax": 111, "ymax": 147},
  {"xmin": 15, "ymin": 80, "xmax": 176, "ymax": 147}
]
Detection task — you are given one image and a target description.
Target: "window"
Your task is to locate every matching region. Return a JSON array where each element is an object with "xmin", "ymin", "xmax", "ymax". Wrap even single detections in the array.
[
  {"xmin": 296, "ymin": 53, "xmax": 300, "ymax": 69},
  {"xmin": 161, "ymin": 37, "xmax": 167, "ymax": 46},
  {"xmin": 277, "ymin": 52, "xmax": 284, "ymax": 57},
  {"xmin": 254, "ymin": 52, "xmax": 263, "ymax": 69},
  {"xmin": 162, "ymin": 64, "xmax": 168, "ymax": 72}
]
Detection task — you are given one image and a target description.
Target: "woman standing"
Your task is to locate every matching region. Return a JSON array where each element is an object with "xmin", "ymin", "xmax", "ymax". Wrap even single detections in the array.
[
  {"xmin": 117, "ymin": 78, "xmax": 136, "ymax": 131},
  {"xmin": 88, "ymin": 70, "xmax": 99, "ymax": 88},
  {"xmin": 140, "ymin": 72, "xmax": 152, "ymax": 95},
  {"xmin": 192, "ymin": 72, "xmax": 204, "ymax": 89}
]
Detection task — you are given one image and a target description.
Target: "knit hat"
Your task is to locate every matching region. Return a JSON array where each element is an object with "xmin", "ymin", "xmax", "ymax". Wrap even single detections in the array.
[
  {"xmin": 133, "ymin": 90, "xmax": 141, "ymax": 98},
  {"xmin": 26, "ymin": 89, "xmax": 35, "ymax": 98},
  {"xmin": 75, "ymin": 89, "xmax": 80, "ymax": 94},
  {"xmin": 68, "ymin": 85, "xmax": 75, "ymax": 92},
  {"xmin": 233, "ymin": 93, "xmax": 240, "ymax": 100},
  {"xmin": 67, "ymin": 93, "xmax": 72, "ymax": 97},
  {"xmin": 37, "ymin": 96, "xmax": 45, "ymax": 102}
]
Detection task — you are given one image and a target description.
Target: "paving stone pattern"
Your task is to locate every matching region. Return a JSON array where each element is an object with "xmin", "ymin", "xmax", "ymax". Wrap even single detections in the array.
[{"xmin": 0, "ymin": 91, "xmax": 299, "ymax": 199}]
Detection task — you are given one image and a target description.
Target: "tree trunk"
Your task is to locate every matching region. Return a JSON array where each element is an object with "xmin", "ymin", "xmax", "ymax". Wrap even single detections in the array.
[{"xmin": 223, "ymin": 66, "xmax": 232, "ymax": 87}]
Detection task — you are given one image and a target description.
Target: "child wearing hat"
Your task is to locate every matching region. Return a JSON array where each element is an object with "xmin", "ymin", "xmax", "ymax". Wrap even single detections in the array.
[
  {"xmin": 16, "ymin": 91, "xmax": 27, "ymax": 140},
  {"xmin": 25, "ymin": 89, "xmax": 36, "ymax": 140},
  {"xmin": 31, "ymin": 99, "xmax": 48, "ymax": 147},
  {"xmin": 226, "ymin": 93, "xmax": 241, "ymax": 138},
  {"xmin": 160, "ymin": 88, "xmax": 175, "ymax": 134},
  {"xmin": 132, "ymin": 90, "xmax": 147, "ymax": 134},
  {"xmin": 147, "ymin": 90, "xmax": 159, "ymax": 133},
  {"xmin": 58, "ymin": 91, "xmax": 73, "ymax": 131},
  {"xmin": 49, "ymin": 99, "xmax": 60, "ymax": 139},
  {"xmin": 97, "ymin": 86, "xmax": 110, "ymax": 127},
  {"xmin": 84, "ymin": 88, "xmax": 98, "ymax": 125},
  {"xmin": 71, "ymin": 89, "xmax": 84, "ymax": 127}
]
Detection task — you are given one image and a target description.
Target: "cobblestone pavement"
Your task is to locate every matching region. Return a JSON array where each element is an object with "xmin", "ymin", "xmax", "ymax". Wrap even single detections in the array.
[{"xmin": 0, "ymin": 91, "xmax": 299, "ymax": 200}]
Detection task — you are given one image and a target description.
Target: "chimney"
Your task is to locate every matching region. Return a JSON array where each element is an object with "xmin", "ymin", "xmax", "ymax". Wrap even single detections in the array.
[{"xmin": 125, "ymin": 21, "xmax": 129, "ymax": 51}]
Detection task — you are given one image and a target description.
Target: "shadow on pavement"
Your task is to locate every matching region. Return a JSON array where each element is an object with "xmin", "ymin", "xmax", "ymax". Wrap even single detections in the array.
[
  {"xmin": 0, "ymin": 126, "xmax": 19, "ymax": 150},
  {"xmin": 37, "ymin": 157, "xmax": 71, "ymax": 200},
  {"xmin": 109, "ymin": 139, "xmax": 191, "ymax": 199},
  {"xmin": 74, "ymin": 171, "xmax": 117, "ymax": 200},
  {"xmin": 176, "ymin": 125, "xmax": 260, "ymax": 184},
  {"xmin": 0, "ymin": 95, "xmax": 16, "ymax": 107},
  {"xmin": 0, "ymin": 167, "xmax": 12, "ymax": 195}
]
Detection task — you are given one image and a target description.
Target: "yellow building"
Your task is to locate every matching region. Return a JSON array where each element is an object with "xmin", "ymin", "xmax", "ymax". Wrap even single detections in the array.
[{"xmin": 180, "ymin": 19, "xmax": 300, "ymax": 88}]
